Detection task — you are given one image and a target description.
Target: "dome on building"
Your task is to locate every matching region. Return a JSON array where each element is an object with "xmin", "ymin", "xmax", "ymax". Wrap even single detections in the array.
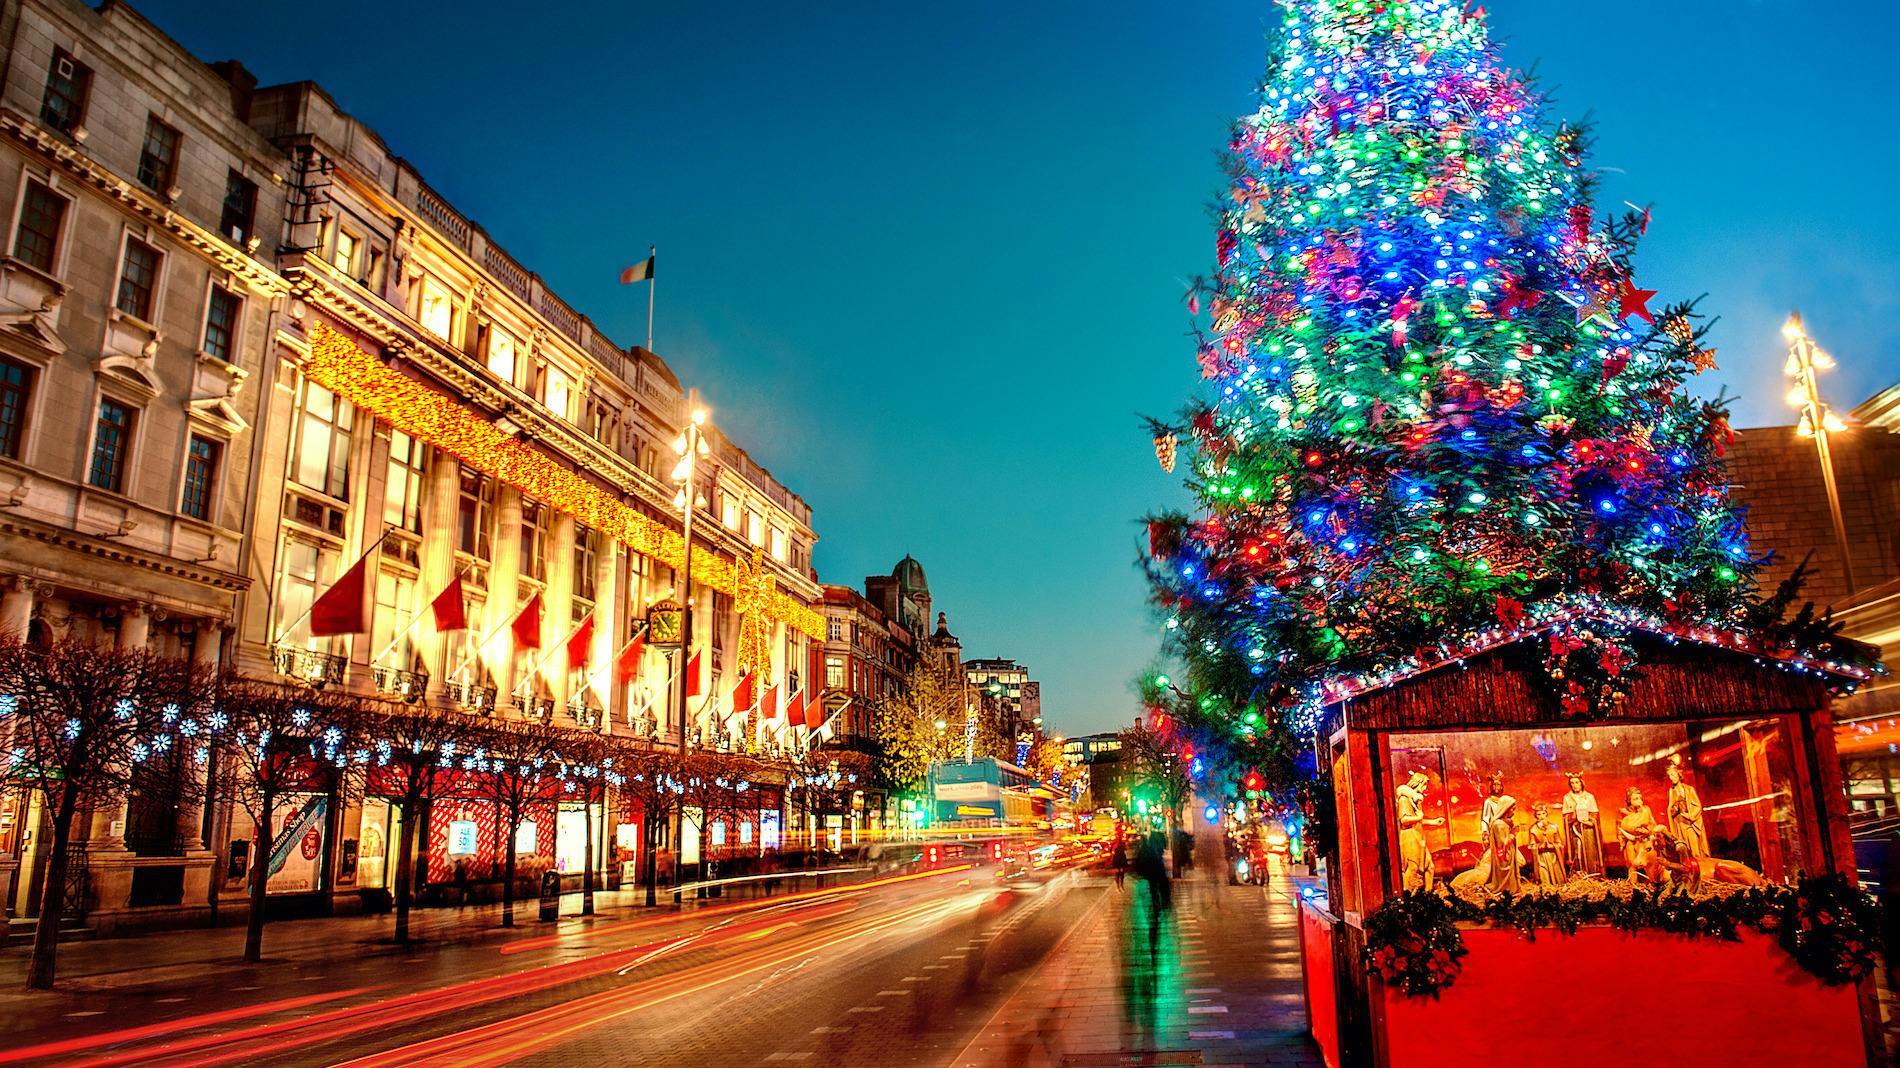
[{"xmin": 892, "ymin": 555, "xmax": 928, "ymax": 595}]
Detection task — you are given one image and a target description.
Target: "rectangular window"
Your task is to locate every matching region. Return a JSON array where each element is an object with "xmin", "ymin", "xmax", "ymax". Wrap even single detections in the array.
[
  {"xmin": 12, "ymin": 180, "xmax": 67, "ymax": 273},
  {"xmin": 333, "ymin": 228, "xmax": 359, "ymax": 275},
  {"xmin": 115, "ymin": 236, "xmax": 161, "ymax": 320},
  {"xmin": 721, "ymin": 493, "xmax": 741, "ymax": 530},
  {"xmin": 574, "ymin": 526, "xmax": 598, "ymax": 604},
  {"xmin": 769, "ymin": 527, "xmax": 787, "ymax": 562},
  {"xmin": 220, "ymin": 170, "xmax": 257, "ymax": 244},
  {"xmin": 180, "ymin": 434, "xmax": 220, "ymax": 521},
  {"xmin": 88, "ymin": 398, "xmax": 134, "ymax": 492},
  {"xmin": 39, "ymin": 50, "xmax": 90, "ymax": 135},
  {"xmin": 712, "ymin": 592, "xmax": 730, "ymax": 652},
  {"xmin": 290, "ymin": 377, "xmax": 354, "ymax": 500},
  {"xmin": 0, "ymin": 356, "xmax": 35, "ymax": 459},
  {"xmin": 542, "ymin": 365, "xmax": 573, "ymax": 421},
  {"xmin": 373, "ymin": 569, "xmax": 418, "ymax": 666},
  {"xmin": 520, "ymin": 502, "xmax": 546, "ymax": 581},
  {"xmin": 382, "ymin": 430, "xmax": 424, "ymax": 533},
  {"xmin": 418, "ymin": 277, "xmax": 454, "ymax": 341},
  {"xmin": 825, "ymin": 656, "xmax": 844, "ymax": 690},
  {"xmin": 202, "ymin": 287, "xmax": 241, "ymax": 362},
  {"xmin": 747, "ymin": 510, "xmax": 765, "ymax": 547},
  {"xmin": 458, "ymin": 469, "xmax": 493, "ymax": 560},
  {"xmin": 486, "ymin": 328, "xmax": 517, "ymax": 385},
  {"xmin": 136, "ymin": 116, "xmax": 181, "ymax": 192},
  {"xmin": 276, "ymin": 536, "xmax": 334, "ymax": 648}
]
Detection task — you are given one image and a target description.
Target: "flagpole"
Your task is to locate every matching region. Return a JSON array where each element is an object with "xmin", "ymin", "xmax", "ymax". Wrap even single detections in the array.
[
  {"xmin": 371, "ymin": 564, "xmax": 466, "ymax": 665},
  {"xmin": 517, "ymin": 609, "xmax": 597, "ymax": 700},
  {"xmin": 271, "ymin": 524, "xmax": 395, "ymax": 645},
  {"xmin": 448, "ymin": 594, "xmax": 538, "ymax": 683},
  {"xmin": 582, "ymin": 624, "xmax": 649, "ymax": 694},
  {"xmin": 645, "ymin": 244, "xmax": 656, "ymax": 352}
]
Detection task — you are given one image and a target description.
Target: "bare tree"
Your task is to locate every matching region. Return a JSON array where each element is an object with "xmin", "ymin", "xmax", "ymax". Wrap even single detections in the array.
[
  {"xmin": 0, "ymin": 637, "xmax": 212, "ymax": 989},
  {"xmin": 205, "ymin": 676, "xmax": 360, "ymax": 961},
  {"xmin": 1119, "ymin": 722, "xmax": 1191, "ymax": 835},
  {"xmin": 788, "ymin": 748, "xmax": 870, "ymax": 852},
  {"xmin": 615, "ymin": 743, "xmax": 686, "ymax": 906},
  {"xmin": 360, "ymin": 703, "xmax": 478, "ymax": 944},
  {"xmin": 462, "ymin": 718, "xmax": 567, "ymax": 926}
]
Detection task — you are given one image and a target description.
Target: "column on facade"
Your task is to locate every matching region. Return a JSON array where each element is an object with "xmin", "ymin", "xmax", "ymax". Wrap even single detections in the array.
[
  {"xmin": 486, "ymin": 486, "xmax": 524, "ymax": 708},
  {"xmin": 0, "ymin": 575, "xmax": 34, "ymax": 638},
  {"xmin": 117, "ymin": 602, "xmax": 151, "ymax": 649},
  {"xmin": 591, "ymin": 539, "xmax": 621, "ymax": 720},
  {"xmin": 175, "ymin": 623, "xmax": 226, "ymax": 850},
  {"xmin": 546, "ymin": 514, "xmax": 577, "ymax": 707},
  {"xmin": 419, "ymin": 450, "xmax": 460, "ymax": 691}
]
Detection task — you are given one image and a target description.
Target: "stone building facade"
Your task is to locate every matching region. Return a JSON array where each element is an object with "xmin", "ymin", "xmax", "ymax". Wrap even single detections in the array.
[
  {"xmin": 0, "ymin": 0, "xmax": 825, "ymax": 933},
  {"xmin": 0, "ymin": 0, "xmax": 288, "ymax": 931}
]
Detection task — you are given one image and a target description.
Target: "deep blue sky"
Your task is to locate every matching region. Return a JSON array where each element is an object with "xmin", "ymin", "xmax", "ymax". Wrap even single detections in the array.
[{"xmin": 141, "ymin": 0, "xmax": 1898, "ymax": 735}]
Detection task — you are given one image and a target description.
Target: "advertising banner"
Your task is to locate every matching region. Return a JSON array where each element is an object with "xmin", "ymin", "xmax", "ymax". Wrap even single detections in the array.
[{"xmin": 263, "ymin": 793, "xmax": 328, "ymax": 895}]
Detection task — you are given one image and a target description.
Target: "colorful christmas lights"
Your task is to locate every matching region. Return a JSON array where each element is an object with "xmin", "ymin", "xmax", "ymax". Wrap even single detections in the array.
[{"xmin": 1142, "ymin": 0, "xmax": 1870, "ymax": 790}]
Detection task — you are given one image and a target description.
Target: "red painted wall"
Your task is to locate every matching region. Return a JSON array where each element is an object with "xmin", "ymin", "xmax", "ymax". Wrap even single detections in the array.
[
  {"xmin": 1300, "ymin": 900, "xmax": 1341, "ymax": 1068},
  {"xmin": 1380, "ymin": 926, "xmax": 1866, "ymax": 1066}
]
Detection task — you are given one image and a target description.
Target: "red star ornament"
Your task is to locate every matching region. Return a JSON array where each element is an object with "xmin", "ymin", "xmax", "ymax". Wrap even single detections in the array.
[
  {"xmin": 1495, "ymin": 275, "xmax": 1542, "ymax": 319},
  {"xmin": 1617, "ymin": 279, "xmax": 1658, "ymax": 325}
]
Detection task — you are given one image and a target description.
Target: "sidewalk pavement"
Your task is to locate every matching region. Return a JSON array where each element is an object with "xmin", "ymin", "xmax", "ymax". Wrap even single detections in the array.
[
  {"xmin": 0, "ymin": 885, "xmax": 648, "ymax": 999},
  {"xmin": 955, "ymin": 866, "xmax": 1321, "ymax": 1067}
]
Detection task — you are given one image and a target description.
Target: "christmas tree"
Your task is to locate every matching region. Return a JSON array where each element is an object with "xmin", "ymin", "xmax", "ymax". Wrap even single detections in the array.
[{"xmin": 1145, "ymin": 0, "xmax": 1824, "ymax": 747}]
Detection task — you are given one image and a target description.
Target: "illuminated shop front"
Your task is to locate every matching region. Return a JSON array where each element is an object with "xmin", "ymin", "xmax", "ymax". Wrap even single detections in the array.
[{"xmin": 1300, "ymin": 626, "xmax": 1877, "ymax": 1068}]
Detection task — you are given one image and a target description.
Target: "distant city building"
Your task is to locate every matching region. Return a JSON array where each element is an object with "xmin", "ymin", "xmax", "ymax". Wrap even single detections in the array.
[
  {"xmin": 965, "ymin": 656, "xmax": 1039, "ymax": 744},
  {"xmin": 1061, "ymin": 732, "xmax": 1123, "ymax": 764},
  {"xmin": 819, "ymin": 582, "xmax": 916, "ymax": 747}
]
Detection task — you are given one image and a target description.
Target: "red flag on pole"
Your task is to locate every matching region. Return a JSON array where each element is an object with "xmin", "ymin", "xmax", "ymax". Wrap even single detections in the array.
[
  {"xmin": 762, "ymin": 684, "xmax": 779, "ymax": 721},
  {"xmin": 731, "ymin": 671, "xmax": 754, "ymax": 717},
  {"xmin": 511, "ymin": 593, "xmax": 543, "ymax": 650},
  {"xmin": 685, "ymin": 650, "xmax": 702, "ymax": 697},
  {"xmin": 613, "ymin": 634, "xmax": 646, "ymax": 683},
  {"xmin": 430, "ymin": 572, "xmax": 466, "ymax": 632},
  {"xmin": 309, "ymin": 554, "xmax": 371, "ymax": 636},
  {"xmin": 804, "ymin": 690, "xmax": 826, "ymax": 730},
  {"xmin": 786, "ymin": 688, "xmax": 805, "ymax": 729},
  {"xmin": 566, "ymin": 615, "xmax": 595, "ymax": 671}
]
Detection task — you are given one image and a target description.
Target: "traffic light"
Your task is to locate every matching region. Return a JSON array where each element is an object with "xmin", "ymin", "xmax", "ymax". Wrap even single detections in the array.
[
  {"xmin": 925, "ymin": 845, "xmax": 941, "ymax": 866},
  {"xmin": 989, "ymin": 841, "xmax": 1004, "ymax": 861}
]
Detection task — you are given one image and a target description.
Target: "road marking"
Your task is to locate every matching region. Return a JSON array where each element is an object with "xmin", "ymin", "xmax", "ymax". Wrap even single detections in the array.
[
  {"xmin": 1189, "ymin": 1030, "xmax": 1235, "ymax": 1040},
  {"xmin": 848, "ymin": 1005, "xmax": 886, "ymax": 1014},
  {"xmin": 811, "ymin": 1026, "xmax": 850, "ymax": 1034},
  {"xmin": 902, "ymin": 976, "xmax": 927, "ymax": 983},
  {"xmin": 1187, "ymin": 1005, "xmax": 1228, "ymax": 1014},
  {"xmin": 65, "ymin": 1011, "xmax": 105, "ymax": 1018},
  {"xmin": 875, "ymin": 989, "xmax": 910, "ymax": 997},
  {"xmin": 155, "ymin": 997, "xmax": 188, "ymax": 1004},
  {"xmin": 1186, "ymin": 987, "xmax": 1221, "ymax": 994},
  {"xmin": 922, "ymin": 964, "xmax": 949, "ymax": 970},
  {"xmin": 765, "ymin": 1054, "xmax": 812, "ymax": 1062}
]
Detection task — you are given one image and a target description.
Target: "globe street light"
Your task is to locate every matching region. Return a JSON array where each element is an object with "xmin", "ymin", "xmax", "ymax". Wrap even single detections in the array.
[{"xmin": 1782, "ymin": 314, "xmax": 1857, "ymax": 595}]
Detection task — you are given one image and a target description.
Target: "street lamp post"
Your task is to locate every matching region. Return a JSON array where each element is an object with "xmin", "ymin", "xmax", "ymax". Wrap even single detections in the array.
[
  {"xmin": 1781, "ymin": 314, "xmax": 1857, "ymax": 596},
  {"xmin": 671, "ymin": 392, "xmax": 710, "ymax": 754}
]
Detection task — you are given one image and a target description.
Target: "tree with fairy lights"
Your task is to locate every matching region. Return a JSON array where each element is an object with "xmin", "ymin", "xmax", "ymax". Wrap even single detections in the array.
[{"xmin": 1144, "ymin": 0, "xmax": 1851, "ymax": 796}]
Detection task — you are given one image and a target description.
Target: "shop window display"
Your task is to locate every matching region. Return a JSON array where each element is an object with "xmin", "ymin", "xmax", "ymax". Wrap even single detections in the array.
[{"xmin": 1387, "ymin": 718, "xmax": 1808, "ymax": 900}]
